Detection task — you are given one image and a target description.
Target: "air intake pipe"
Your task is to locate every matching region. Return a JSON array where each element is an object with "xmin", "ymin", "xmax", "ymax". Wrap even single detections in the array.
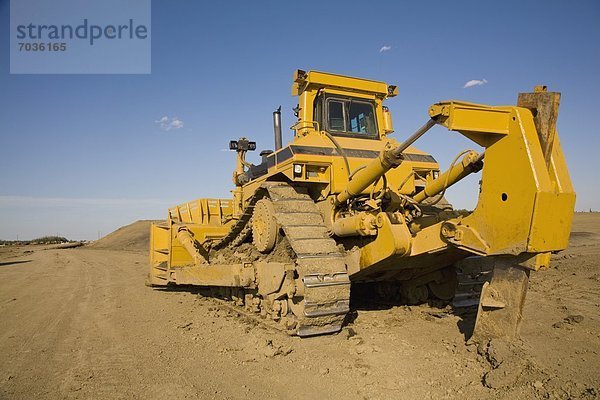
[{"xmin": 273, "ymin": 106, "xmax": 282, "ymax": 150}]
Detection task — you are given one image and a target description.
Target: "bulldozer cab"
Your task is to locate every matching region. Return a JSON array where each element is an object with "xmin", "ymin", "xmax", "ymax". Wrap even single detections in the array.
[{"xmin": 291, "ymin": 69, "xmax": 397, "ymax": 139}]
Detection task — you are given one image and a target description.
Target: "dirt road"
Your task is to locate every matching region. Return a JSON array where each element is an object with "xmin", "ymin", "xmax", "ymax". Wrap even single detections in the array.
[{"xmin": 1, "ymin": 214, "xmax": 599, "ymax": 399}]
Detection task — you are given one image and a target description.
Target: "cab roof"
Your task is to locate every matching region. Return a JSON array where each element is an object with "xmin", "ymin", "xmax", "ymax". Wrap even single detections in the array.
[{"xmin": 292, "ymin": 69, "xmax": 398, "ymax": 99}]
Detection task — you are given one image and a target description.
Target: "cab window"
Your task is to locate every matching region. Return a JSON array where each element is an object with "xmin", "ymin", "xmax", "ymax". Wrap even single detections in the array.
[
  {"xmin": 348, "ymin": 101, "xmax": 374, "ymax": 134},
  {"xmin": 325, "ymin": 97, "xmax": 377, "ymax": 137},
  {"xmin": 329, "ymin": 100, "xmax": 345, "ymax": 131}
]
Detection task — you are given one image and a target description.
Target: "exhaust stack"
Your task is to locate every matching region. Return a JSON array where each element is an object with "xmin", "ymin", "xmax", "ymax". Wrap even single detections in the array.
[{"xmin": 273, "ymin": 106, "xmax": 282, "ymax": 150}]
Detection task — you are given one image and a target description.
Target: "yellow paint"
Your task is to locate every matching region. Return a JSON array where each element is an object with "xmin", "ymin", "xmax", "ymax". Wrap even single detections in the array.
[{"xmin": 149, "ymin": 69, "xmax": 574, "ymax": 289}]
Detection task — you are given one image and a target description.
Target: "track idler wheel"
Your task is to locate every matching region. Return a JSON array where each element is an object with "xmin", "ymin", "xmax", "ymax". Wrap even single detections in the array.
[
  {"xmin": 427, "ymin": 266, "xmax": 458, "ymax": 301},
  {"xmin": 252, "ymin": 199, "xmax": 278, "ymax": 253}
]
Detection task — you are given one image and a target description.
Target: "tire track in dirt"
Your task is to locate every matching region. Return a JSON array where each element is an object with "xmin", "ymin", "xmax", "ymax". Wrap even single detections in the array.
[{"xmin": 0, "ymin": 250, "xmax": 88, "ymax": 398}]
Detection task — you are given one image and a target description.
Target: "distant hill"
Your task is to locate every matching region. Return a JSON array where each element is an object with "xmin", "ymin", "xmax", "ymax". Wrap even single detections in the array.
[{"xmin": 89, "ymin": 220, "xmax": 164, "ymax": 251}]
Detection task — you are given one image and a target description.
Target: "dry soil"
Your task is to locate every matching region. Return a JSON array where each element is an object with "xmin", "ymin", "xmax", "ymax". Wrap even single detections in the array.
[{"xmin": 0, "ymin": 214, "xmax": 599, "ymax": 399}]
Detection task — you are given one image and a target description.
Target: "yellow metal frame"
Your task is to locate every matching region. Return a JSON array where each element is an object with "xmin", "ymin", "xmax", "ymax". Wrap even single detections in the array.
[
  {"xmin": 150, "ymin": 198, "xmax": 235, "ymax": 269},
  {"xmin": 430, "ymin": 101, "xmax": 575, "ymax": 256}
]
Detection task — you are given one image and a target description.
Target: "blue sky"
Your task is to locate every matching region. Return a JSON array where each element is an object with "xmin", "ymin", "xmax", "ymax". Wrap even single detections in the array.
[{"xmin": 1, "ymin": 0, "xmax": 599, "ymax": 240}]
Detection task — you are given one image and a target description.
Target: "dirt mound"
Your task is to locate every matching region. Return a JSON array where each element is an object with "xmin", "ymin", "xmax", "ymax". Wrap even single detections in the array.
[{"xmin": 89, "ymin": 220, "xmax": 164, "ymax": 251}]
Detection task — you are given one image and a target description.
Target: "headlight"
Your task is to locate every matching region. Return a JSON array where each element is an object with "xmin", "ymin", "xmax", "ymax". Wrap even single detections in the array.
[{"xmin": 293, "ymin": 164, "xmax": 302, "ymax": 177}]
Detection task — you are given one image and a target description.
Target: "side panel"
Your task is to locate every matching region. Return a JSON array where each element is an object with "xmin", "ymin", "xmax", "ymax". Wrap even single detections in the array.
[
  {"xmin": 150, "ymin": 223, "xmax": 169, "ymax": 267},
  {"xmin": 169, "ymin": 224, "xmax": 232, "ymax": 268},
  {"xmin": 169, "ymin": 229, "xmax": 195, "ymax": 268},
  {"xmin": 528, "ymin": 191, "xmax": 576, "ymax": 252},
  {"xmin": 162, "ymin": 198, "xmax": 236, "ymax": 269}
]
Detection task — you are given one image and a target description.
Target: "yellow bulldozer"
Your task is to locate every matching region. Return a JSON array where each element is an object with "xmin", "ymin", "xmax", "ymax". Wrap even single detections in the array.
[{"xmin": 148, "ymin": 69, "xmax": 575, "ymax": 341}]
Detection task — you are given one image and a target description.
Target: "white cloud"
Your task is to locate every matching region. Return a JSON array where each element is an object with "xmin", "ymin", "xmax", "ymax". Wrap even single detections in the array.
[
  {"xmin": 155, "ymin": 116, "xmax": 184, "ymax": 131},
  {"xmin": 169, "ymin": 118, "xmax": 184, "ymax": 130},
  {"xmin": 463, "ymin": 79, "xmax": 488, "ymax": 88},
  {"xmin": 379, "ymin": 45, "xmax": 392, "ymax": 53}
]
